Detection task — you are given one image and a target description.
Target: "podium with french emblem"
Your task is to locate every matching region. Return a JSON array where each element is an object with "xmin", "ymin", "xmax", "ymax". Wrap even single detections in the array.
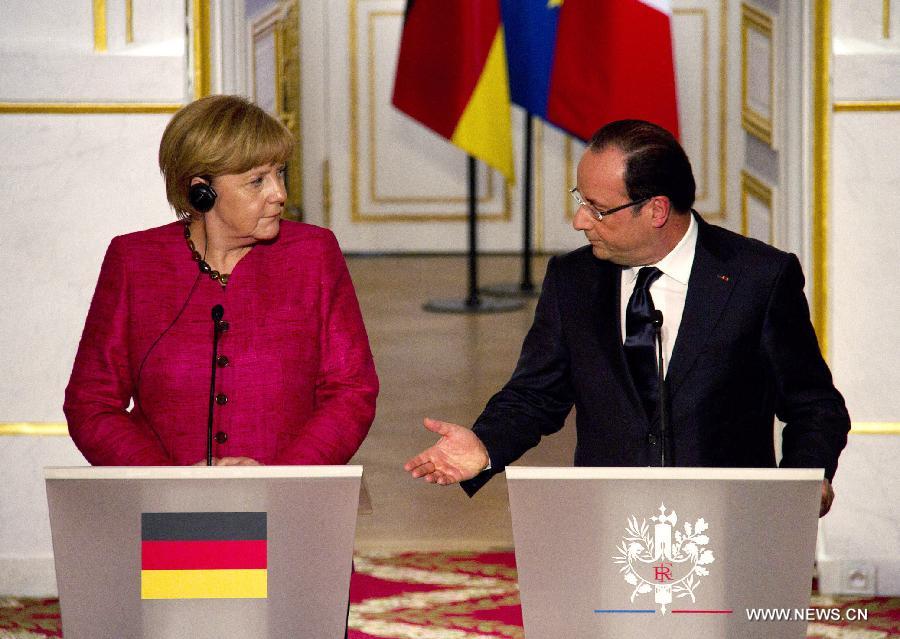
[{"xmin": 506, "ymin": 466, "xmax": 823, "ymax": 638}]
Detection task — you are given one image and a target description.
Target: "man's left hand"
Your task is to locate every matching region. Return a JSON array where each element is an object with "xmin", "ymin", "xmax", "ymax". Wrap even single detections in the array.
[{"xmin": 820, "ymin": 479, "xmax": 834, "ymax": 517}]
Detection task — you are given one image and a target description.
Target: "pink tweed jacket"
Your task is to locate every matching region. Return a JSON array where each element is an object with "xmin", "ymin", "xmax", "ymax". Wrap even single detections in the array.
[{"xmin": 64, "ymin": 221, "xmax": 378, "ymax": 466}]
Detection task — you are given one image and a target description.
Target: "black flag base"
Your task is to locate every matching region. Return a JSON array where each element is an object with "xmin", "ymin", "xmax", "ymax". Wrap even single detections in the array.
[
  {"xmin": 479, "ymin": 282, "xmax": 541, "ymax": 299},
  {"xmin": 423, "ymin": 296, "xmax": 524, "ymax": 314}
]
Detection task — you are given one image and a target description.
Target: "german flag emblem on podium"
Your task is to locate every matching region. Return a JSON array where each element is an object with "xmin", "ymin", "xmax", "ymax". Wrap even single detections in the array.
[{"xmin": 140, "ymin": 512, "xmax": 267, "ymax": 599}]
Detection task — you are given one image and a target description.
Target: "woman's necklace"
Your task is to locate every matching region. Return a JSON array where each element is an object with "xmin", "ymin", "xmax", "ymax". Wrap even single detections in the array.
[{"xmin": 184, "ymin": 222, "xmax": 229, "ymax": 286}]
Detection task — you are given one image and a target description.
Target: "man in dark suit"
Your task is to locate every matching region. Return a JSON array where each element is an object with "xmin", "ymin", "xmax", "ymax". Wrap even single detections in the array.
[{"xmin": 405, "ymin": 120, "xmax": 849, "ymax": 516}]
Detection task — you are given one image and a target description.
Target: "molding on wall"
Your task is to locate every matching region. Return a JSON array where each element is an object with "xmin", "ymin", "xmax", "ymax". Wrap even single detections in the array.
[
  {"xmin": 0, "ymin": 103, "xmax": 182, "ymax": 114},
  {"xmin": 125, "ymin": 0, "xmax": 134, "ymax": 44},
  {"xmin": 833, "ymin": 100, "xmax": 900, "ymax": 112},
  {"xmin": 884, "ymin": 0, "xmax": 892, "ymax": 39},
  {"xmin": 850, "ymin": 422, "xmax": 900, "ymax": 435},
  {"xmin": 740, "ymin": 169, "xmax": 774, "ymax": 243},
  {"xmin": 741, "ymin": 2, "xmax": 775, "ymax": 146},
  {"xmin": 0, "ymin": 423, "xmax": 69, "ymax": 436},
  {"xmin": 812, "ymin": 0, "xmax": 830, "ymax": 359},
  {"xmin": 192, "ymin": 0, "xmax": 212, "ymax": 98},
  {"xmin": 93, "ymin": 0, "xmax": 107, "ymax": 52}
]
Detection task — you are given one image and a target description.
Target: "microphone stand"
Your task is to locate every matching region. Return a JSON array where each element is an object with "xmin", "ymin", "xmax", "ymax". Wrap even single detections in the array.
[
  {"xmin": 207, "ymin": 304, "xmax": 225, "ymax": 466},
  {"xmin": 652, "ymin": 310, "xmax": 671, "ymax": 466}
]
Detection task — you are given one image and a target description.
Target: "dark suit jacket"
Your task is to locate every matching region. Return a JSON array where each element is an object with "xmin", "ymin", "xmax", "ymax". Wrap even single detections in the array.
[{"xmin": 462, "ymin": 215, "xmax": 850, "ymax": 495}]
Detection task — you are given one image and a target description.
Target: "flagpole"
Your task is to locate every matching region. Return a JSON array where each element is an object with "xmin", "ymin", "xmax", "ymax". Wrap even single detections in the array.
[
  {"xmin": 481, "ymin": 114, "xmax": 540, "ymax": 299},
  {"xmin": 466, "ymin": 155, "xmax": 480, "ymax": 306},
  {"xmin": 520, "ymin": 113, "xmax": 535, "ymax": 293},
  {"xmin": 423, "ymin": 157, "xmax": 523, "ymax": 314}
]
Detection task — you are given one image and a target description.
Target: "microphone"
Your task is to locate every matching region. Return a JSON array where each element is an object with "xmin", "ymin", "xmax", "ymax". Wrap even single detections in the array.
[
  {"xmin": 652, "ymin": 310, "xmax": 671, "ymax": 467},
  {"xmin": 207, "ymin": 305, "xmax": 225, "ymax": 466}
]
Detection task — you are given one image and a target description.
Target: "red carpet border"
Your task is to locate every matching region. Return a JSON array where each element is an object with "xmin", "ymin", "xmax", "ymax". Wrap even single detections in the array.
[
  {"xmin": 2, "ymin": 553, "xmax": 898, "ymax": 638},
  {"xmin": 0, "ymin": 596, "xmax": 60, "ymax": 638},
  {"xmin": 349, "ymin": 551, "xmax": 523, "ymax": 639}
]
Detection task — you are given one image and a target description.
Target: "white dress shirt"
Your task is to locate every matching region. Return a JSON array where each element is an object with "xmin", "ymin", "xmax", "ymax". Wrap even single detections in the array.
[{"xmin": 619, "ymin": 213, "xmax": 698, "ymax": 376}]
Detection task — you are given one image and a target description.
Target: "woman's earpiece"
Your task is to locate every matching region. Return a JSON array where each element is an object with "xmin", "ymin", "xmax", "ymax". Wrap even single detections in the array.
[{"xmin": 188, "ymin": 180, "xmax": 217, "ymax": 213}]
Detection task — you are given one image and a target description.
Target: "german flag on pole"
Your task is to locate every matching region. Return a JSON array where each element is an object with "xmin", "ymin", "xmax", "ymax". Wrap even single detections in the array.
[
  {"xmin": 140, "ymin": 512, "xmax": 267, "ymax": 599},
  {"xmin": 392, "ymin": 0, "xmax": 514, "ymax": 182}
]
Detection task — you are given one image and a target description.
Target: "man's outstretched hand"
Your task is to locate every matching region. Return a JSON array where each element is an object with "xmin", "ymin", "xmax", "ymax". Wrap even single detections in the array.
[{"xmin": 404, "ymin": 417, "xmax": 490, "ymax": 485}]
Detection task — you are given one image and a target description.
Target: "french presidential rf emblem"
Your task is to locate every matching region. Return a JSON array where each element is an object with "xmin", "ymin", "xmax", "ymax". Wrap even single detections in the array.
[{"xmin": 612, "ymin": 503, "xmax": 715, "ymax": 614}]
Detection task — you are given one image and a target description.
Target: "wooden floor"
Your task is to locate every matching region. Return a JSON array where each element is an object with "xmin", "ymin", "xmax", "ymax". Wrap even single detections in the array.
[{"xmin": 346, "ymin": 254, "xmax": 576, "ymax": 551}]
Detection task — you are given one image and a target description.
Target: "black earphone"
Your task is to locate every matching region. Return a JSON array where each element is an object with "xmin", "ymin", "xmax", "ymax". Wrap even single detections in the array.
[{"xmin": 188, "ymin": 180, "xmax": 217, "ymax": 213}]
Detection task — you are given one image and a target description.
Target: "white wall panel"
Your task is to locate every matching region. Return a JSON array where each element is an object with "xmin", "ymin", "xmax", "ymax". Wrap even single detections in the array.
[
  {"xmin": 0, "ymin": 0, "xmax": 189, "ymax": 596},
  {"xmin": 0, "ymin": 115, "xmax": 175, "ymax": 420},
  {"xmin": 0, "ymin": 2, "xmax": 184, "ymax": 102},
  {"xmin": 830, "ymin": 111, "xmax": 900, "ymax": 421},
  {"xmin": 818, "ymin": 0, "xmax": 900, "ymax": 597},
  {"xmin": 0, "ymin": 1, "xmax": 95, "ymax": 52},
  {"xmin": 0, "ymin": 438, "xmax": 87, "ymax": 596}
]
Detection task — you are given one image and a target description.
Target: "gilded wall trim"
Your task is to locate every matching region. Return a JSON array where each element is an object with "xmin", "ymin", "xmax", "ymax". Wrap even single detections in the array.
[
  {"xmin": 534, "ymin": 119, "xmax": 545, "ymax": 252},
  {"xmin": 884, "ymin": 0, "xmax": 892, "ymax": 39},
  {"xmin": 126, "ymin": 0, "xmax": 134, "ymax": 44},
  {"xmin": 833, "ymin": 100, "xmax": 900, "ymax": 112},
  {"xmin": 281, "ymin": 1, "xmax": 303, "ymax": 220},
  {"xmin": 740, "ymin": 170, "xmax": 773, "ymax": 243},
  {"xmin": 251, "ymin": 1, "xmax": 303, "ymax": 219},
  {"xmin": 93, "ymin": 0, "xmax": 107, "ymax": 52},
  {"xmin": 741, "ymin": 2, "xmax": 775, "ymax": 146},
  {"xmin": 192, "ymin": 0, "xmax": 211, "ymax": 99},
  {"xmin": 812, "ymin": 0, "xmax": 830, "ymax": 358},
  {"xmin": 851, "ymin": 422, "xmax": 900, "ymax": 435},
  {"xmin": 715, "ymin": 0, "xmax": 728, "ymax": 221},
  {"xmin": 0, "ymin": 103, "xmax": 182, "ymax": 114},
  {"xmin": 0, "ymin": 423, "xmax": 69, "ymax": 436}
]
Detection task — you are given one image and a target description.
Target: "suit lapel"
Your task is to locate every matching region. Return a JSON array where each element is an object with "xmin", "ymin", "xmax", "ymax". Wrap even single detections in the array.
[
  {"xmin": 575, "ymin": 257, "xmax": 647, "ymax": 422},
  {"xmin": 666, "ymin": 216, "xmax": 737, "ymax": 397}
]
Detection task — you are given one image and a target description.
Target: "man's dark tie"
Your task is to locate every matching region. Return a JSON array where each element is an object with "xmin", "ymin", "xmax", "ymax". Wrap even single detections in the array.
[{"xmin": 624, "ymin": 266, "xmax": 663, "ymax": 420}]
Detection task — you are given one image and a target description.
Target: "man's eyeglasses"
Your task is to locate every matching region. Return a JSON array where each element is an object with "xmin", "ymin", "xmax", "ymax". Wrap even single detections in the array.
[{"xmin": 569, "ymin": 187, "xmax": 651, "ymax": 221}]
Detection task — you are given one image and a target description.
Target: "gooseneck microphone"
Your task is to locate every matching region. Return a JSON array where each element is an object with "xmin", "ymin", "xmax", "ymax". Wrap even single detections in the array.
[
  {"xmin": 207, "ymin": 304, "xmax": 225, "ymax": 466},
  {"xmin": 652, "ymin": 310, "xmax": 671, "ymax": 467}
]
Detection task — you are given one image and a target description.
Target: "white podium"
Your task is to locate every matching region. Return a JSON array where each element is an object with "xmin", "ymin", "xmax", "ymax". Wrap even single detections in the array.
[
  {"xmin": 45, "ymin": 465, "xmax": 361, "ymax": 639},
  {"xmin": 507, "ymin": 466, "xmax": 823, "ymax": 639}
]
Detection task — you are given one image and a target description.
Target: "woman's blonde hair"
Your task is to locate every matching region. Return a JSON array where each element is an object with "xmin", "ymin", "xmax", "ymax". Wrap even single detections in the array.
[{"xmin": 159, "ymin": 94, "xmax": 295, "ymax": 219}]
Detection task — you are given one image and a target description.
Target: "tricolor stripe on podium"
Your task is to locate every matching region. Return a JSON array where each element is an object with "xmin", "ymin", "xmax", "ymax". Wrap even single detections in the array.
[{"xmin": 141, "ymin": 512, "xmax": 267, "ymax": 599}]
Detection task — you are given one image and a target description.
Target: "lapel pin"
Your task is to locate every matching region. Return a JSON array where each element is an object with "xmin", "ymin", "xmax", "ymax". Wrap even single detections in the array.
[{"xmin": 718, "ymin": 274, "xmax": 730, "ymax": 283}]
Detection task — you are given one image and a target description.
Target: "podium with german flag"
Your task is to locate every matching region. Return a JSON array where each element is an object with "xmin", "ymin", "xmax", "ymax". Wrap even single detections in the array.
[{"xmin": 45, "ymin": 466, "xmax": 362, "ymax": 638}]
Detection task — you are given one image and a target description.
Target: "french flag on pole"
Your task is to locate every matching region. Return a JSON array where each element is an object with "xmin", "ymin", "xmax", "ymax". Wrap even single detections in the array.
[{"xmin": 502, "ymin": 0, "xmax": 680, "ymax": 141}]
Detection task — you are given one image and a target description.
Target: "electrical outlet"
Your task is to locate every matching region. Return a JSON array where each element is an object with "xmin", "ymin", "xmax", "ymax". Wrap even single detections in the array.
[{"xmin": 840, "ymin": 562, "xmax": 876, "ymax": 595}]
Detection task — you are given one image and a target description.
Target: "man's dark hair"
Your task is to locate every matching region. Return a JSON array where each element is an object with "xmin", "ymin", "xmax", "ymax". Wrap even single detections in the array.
[{"xmin": 588, "ymin": 120, "xmax": 695, "ymax": 213}]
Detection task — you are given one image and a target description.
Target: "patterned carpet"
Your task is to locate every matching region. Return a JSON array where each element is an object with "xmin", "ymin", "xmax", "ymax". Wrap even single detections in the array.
[{"xmin": 2, "ymin": 552, "xmax": 898, "ymax": 638}]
